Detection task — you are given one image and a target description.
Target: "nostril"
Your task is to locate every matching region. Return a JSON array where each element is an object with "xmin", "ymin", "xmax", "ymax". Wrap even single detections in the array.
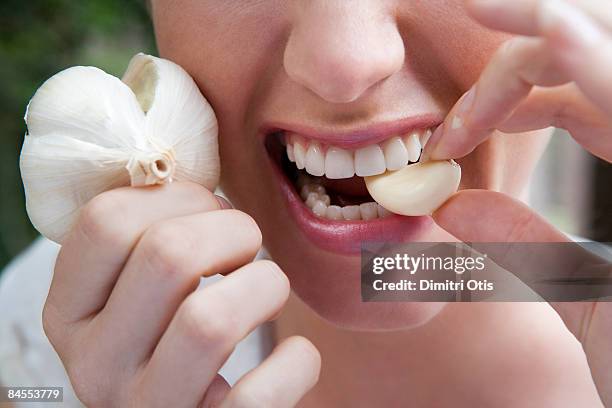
[
  {"xmin": 283, "ymin": 12, "xmax": 405, "ymax": 104},
  {"xmin": 285, "ymin": 50, "xmax": 393, "ymax": 104}
]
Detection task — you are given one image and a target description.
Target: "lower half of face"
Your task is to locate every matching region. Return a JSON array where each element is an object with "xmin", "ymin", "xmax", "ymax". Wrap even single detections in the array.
[
  {"xmin": 220, "ymin": 129, "xmax": 551, "ymax": 330},
  {"xmin": 153, "ymin": 0, "xmax": 551, "ymax": 331}
]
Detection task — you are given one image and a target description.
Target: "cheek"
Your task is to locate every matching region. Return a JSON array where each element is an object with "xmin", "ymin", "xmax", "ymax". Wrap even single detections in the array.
[
  {"xmin": 152, "ymin": 0, "xmax": 284, "ymax": 146},
  {"xmin": 407, "ymin": 0, "xmax": 512, "ymax": 89},
  {"xmin": 456, "ymin": 130, "xmax": 552, "ymax": 194}
]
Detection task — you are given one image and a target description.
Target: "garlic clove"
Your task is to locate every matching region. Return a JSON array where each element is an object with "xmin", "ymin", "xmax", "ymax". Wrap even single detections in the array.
[
  {"xmin": 364, "ymin": 160, "xmax": 461, "ymax": 216},
  {"xmin": 21, "ymin": 137, "xmax": 132, "ymax": 244},
  {"xmin": 21, "ymin": 54, "xmax": 220, "ymax": 244},
  {"xmin": 25, "ymin": 66, "xmax": 146, "ymax": 149}
]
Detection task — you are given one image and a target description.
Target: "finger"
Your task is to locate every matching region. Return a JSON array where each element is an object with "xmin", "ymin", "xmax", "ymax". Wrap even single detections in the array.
[
  {"xmin": 465, "ymin": 0, "xmax": 612, "ymax": 36},
  {"xmin": 136, "ymin": 260, "xmax": 290, "ymax": 408},
  {"xmin": 433, "ymin": 190, "xmax": 568, "ymax": 243},
  {"xmin": 466, "ymin": 0, "xmax": 612, "ymax": 132},
  {"xmin": 500, "ymin": 84, "xmax": 612, "ymax": 160},
  {"xmin": 88, "ymin": 210, "xmax": 262, "ymax": 366},
  {"xmin": 199, "ymin": 375, "xmax": 231, "ymax": 408},
  {"xmin": 433, "ymin": 190, "xmax": 612, "ymax": 302},
  {"xmin": 540, "ymin": 0, "xmax": 612, "ymax": 120},
  {"xmin": 424, "ymin": 37, "xmax": 568, "ymax": 161},
  {"xmin": 497, "ymin": 83, "xmax": 604, "ymax": 132},
  {"xmin": 433, "ymin": 190, "xmax": 612, "ymax": 404},
  {"xmin": 47, "ymin": 182, "xmax": 225, "ymax": 326},
  {"xmin": 220, "ymin": 336, "xmax": 321, "ymax": 408},
  {"xmin": 424, "ymin": 33, "xmax": 612, "ymax": 162},
  {"xmin": 431, "ymin": 190, "xmax": 612, "ymax": 305}
]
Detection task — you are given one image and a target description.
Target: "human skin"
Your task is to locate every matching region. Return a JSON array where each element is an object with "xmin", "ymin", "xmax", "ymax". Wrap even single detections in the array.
[
  {"xmin": 41, "ymin": 0, "xmax": 610, "ymax": 407},
  {"xmin": 152, "ymin": 0, "xmax": 552, "ymax": 330}
]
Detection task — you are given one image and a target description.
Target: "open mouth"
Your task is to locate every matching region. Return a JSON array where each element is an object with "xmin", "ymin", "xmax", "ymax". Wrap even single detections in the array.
[
  {"xmin": 264, "ymin": 122, "xmax": 437, "ymax": 253},
  {"xmin": 267, "ymin": 128, "xmax": 433, "ymax": 220}
]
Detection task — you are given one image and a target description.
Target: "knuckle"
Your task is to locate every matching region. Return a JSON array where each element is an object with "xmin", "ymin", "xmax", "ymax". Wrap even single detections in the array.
[
  {"xmin": 66, "ymin": 357, "xmax": 111, "ymax": 407},
  {"xmin": 77, "ymin": 190, "xmax": 127, "ymax": 245},
  {"xmin": 506, "ymin": 210, "xmax": 537, "ymax": 243},
  {"xmin": 228, "ymin": 385, "xmax": 275, "ymax": 408},
  {"xmin": 497, "ymin": 37, "xmax": 527, "ymax": 61},
  {"xmin": 253, "ymin": 260, "xmax": 290, "ymax": 294},
  {"xmin": 140, "ymin": 220, "xmax": 197, "ymax": 281},
  {"xmin": 224, "ymin": 210, "xmax": 263, "ymax": 248},
  {"xmin": 176, "ymin": 180, "xmax": 217, "ymax": 201},
  {"xmin": 41, "ymin": 302, "xmax": 63, "ymax": 347},
  {"xmin": 177, "ymin": 295, "xmax": 237, "ymax": 348},
  {"xmin": 287, "ymin": 336, "xmax": 321, "ymax": 368}
]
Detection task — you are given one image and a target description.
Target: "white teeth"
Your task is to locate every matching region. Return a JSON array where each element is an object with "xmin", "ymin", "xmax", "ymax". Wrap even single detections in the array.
[
  {"xmin": 298, "ymin": 181, "xmax": 393, "ymax": 221},
  {"xmin": 286, "ymin": 128, "xmax": 432, "ymax": 178},
  {"xmin": 305, "ymin": 143, "xmax": 325, "ymax": 177},
  {"xmin": 325, "ymin": 147, "xmax": 355, "ymax": 179},
  {"xmin": 342, "ymin": 205, "xmax": 361, "ymax": 221},
  {"xmin": 325, "ymin": 205, "xmax": 343, "ymax": 220},
  {"xmin": 312, "ymin": 201, "xmax": 327, "ymax": 217},
  {"xmin": 305, "ymin": 192, "xmax": 319, "ymax": 208},
  {"xmin": 287, "ymin": 144, "xmax": 295, "ymax": 162},
  {"xmin": 377, "ymin": 204, "xmax": 391, "ymax": 218},
  {"xmin": 420, "ymin": 129, "xmax": 432, "ymax": 148},
  {"xmin": 404, "ymin": 132, "xmax": 422, "ymax": 163},
  {"xmin": 300, "ymin": 184, "xmax": 313, "ymax": 200},
  {"xmin": 382, "ymin": 137, "xmax": 409, "ymax": 171},
  {"xmin": 359, "ymin": 202, "xmax": 378, "ymax": 220},
  {"xmin": 294, "ymin": 142, "xmax": 306, "ymax": 170},
  {"xmin": 355, "ymin": 145, "xmax": 386, "ymax": 177}
]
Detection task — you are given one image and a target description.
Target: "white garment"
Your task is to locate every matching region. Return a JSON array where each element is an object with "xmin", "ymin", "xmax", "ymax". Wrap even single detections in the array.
[
  {"xmin": 2, "ymin": 235, "xmax": 609, "ymax": 407},
  {"xmin": 0, "ymin": 237, "xmax": 268, "ymax": 407}
]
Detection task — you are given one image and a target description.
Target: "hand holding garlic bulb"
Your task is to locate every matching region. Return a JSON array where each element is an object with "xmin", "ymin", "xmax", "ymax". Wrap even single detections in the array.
[{"xmin": 20, "ymin": 54, "xmax": 220, "ymax": 244}]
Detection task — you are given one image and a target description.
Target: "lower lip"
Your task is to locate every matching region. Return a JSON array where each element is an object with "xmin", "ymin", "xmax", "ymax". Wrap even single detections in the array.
[{"xmin": 269, "ymin": 157, "xmax": 433, "ymax": 254}]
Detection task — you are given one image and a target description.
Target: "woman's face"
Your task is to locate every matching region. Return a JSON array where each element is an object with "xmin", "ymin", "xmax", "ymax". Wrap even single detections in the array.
[{"xmin": 151, "ymin": 0, "xmax": 549, "ymax": 330}]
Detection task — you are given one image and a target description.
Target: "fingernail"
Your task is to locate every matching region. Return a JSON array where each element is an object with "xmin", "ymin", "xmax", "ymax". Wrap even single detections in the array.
[
  {"xmin": 215, "ymin": 195, "xmax": 233, "ymax": 210},
  {"xmin": 455, "ymin": 86, "xmax": 477, "ymax": 119},
  {"xmin": 421, "ymin": 123, "xmax": 443, "ymax": 162},
  {"xmin": 425, "ymin": 87, "xmax": 476, "ymax": 160},
  {"xmin": 539, "ymin": 0, "xmax": 602, "ymax": 47}
]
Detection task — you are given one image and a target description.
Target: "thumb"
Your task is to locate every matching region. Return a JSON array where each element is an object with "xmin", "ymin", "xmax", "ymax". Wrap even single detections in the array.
[{"xmin": 432, "ymin": 189, "xmax": 568, "ymax": 243}]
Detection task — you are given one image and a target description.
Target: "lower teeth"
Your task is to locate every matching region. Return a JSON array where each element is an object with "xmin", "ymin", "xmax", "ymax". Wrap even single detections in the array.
[{"xmin": 298, "ymin": 179, "xmax": 391, "ymax": 221}]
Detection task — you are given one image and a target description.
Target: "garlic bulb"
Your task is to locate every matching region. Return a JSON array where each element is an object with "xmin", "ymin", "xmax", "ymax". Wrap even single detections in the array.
[
  {"xmin": 364, "ymin": 160, "xmax": 461, "ymax": 216},
  {"xmin": 20, "ymin": 53, "xmax": 220, "ymax": 244}
]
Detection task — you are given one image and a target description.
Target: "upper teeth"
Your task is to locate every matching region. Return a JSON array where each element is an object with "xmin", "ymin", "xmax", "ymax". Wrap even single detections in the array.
[{"xmin": 286, "ymin": 129, "xmax": 431, "ymax": 179}]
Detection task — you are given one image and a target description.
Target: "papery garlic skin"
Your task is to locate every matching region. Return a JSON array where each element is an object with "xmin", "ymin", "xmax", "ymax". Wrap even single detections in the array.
[
  {"xmin": 364, "ymin": 160, "xmax": 461, "ymax": 216},
  {"xmin": 20, "ymin": 54, "xmax": 219, "ymax": 244}
]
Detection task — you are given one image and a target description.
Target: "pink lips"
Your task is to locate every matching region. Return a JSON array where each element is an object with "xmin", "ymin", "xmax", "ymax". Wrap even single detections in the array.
[
  {"xmin": 261, "ymin": 113, "xmax": 442, "ymax": 150},
  {"xmin": 264, "ymin": 117, "xmax": 439, "ymax": 254}
]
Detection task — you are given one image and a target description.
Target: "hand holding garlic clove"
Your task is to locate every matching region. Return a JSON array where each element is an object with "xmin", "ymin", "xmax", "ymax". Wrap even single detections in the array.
[{"xmin": 20, "ymin": 54, "xmax": 220, "ymax": 244}]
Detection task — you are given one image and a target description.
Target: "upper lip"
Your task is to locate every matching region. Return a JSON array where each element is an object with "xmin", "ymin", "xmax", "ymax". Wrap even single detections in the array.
[{"xmin": 261, "ymin": 113, "xmax": 443, "ymax": 150}]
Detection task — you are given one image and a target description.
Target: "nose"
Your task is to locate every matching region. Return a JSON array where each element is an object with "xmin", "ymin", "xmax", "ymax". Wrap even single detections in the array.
[{"xmin": 284, "ymin": 1, "xmax": 405, "ymax": 104}]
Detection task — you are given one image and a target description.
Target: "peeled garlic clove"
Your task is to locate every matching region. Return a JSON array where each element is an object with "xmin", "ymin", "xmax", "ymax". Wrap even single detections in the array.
[
  {"xmin": 20, "ymin": 53, "xmax": 220, "ymax": 244},
  {"xmin": 364, "ymin": 160, "xmax": 461, "ymax": 216}
]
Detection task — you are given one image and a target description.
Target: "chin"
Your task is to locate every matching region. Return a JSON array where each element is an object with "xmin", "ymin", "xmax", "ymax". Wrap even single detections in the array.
[{"xmin": 263, "ymin": 233, "xmax": 447, "ymax": 330}]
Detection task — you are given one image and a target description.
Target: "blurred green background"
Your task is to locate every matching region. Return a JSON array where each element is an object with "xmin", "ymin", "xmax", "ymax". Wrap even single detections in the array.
[
  {"xmin": 0, "ymin": 0, "xmax": 155, "ymax": 271},
  {"xmin": 0, "ymin": 1, "xmax": 610, "ymax": 275}
]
